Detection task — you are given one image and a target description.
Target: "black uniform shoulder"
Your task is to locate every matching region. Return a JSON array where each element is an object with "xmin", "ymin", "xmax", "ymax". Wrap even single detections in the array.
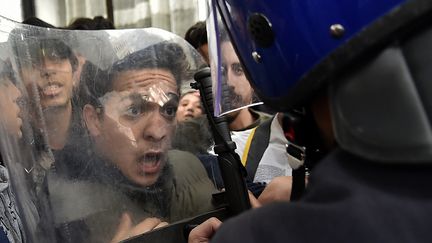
[{"xmin": 212, "ymin": 149, "xmax": 432, "ymax": 243}]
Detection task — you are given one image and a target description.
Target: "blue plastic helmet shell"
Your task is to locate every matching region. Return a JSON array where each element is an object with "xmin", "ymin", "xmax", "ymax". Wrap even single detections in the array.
[{"xmin": 213, "ymin": 0, "xmax": 407, "ymax": 109}]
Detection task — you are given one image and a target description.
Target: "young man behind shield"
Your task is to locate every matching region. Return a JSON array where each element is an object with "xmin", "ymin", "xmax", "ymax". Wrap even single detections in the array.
[{"xmin": 48, "ymin": 40, "xmax": 216, "ymax": 243}]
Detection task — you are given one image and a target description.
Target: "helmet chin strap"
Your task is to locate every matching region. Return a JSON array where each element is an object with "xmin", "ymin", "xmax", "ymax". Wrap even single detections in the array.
[
  {"xmin": 331, "ymin": 25, "xmax": 432, "ymax": 164},
  {"xmin": 281, "ymin": 108, "xmax": 328, "ymax": 200}
]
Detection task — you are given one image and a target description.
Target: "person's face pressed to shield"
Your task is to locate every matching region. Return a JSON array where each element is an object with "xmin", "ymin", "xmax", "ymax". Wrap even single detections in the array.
[{"xmin": 88, "ymin": 68, "xmax": 179, "ymax": 187}]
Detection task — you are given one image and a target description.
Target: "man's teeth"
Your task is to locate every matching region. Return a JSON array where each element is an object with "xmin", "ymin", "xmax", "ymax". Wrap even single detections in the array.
[
  {"xmin": 43, "ymin": 84, "xmax": 60, "ymax": 92},
  {"xmin": 141, "ymin": 154, "xmax": 160, "ymax": 164}
]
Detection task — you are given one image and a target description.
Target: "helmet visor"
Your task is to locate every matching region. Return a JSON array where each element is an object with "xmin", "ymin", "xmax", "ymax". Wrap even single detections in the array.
[{"xmin": 206, "ymin": 0, "xmax": 262, "ymax": 117}]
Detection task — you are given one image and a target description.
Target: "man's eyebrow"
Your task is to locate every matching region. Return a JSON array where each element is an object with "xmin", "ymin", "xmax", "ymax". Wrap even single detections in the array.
[
  {"xmin": 119, "ymin": 92, "xmax": 137, "ymax": 102},
  {"xmin": 135, "ymin": 74, "xmax": 174, "ymax": 84}
]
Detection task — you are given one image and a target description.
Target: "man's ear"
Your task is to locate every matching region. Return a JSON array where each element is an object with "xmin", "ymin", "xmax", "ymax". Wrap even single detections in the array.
[{"xmin": 83, "ymin": 104, "xmax": 102, "ymax": 137}]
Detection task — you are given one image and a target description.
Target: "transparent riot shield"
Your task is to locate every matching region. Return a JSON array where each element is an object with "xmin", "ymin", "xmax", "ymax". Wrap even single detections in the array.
[{"xmin": 0, "ymin": 15, "xmax": 219, "ymax": 243}]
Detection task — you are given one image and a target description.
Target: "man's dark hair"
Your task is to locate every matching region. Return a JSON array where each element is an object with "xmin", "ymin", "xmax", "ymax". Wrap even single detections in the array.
[
  {"xmin": 109, "ymin": 41, "xmax": 189, "ymax": 88},
  {"xmin": 22, "ymin": 17, "xmax": 55, "ymax": 28},
  {"xmin": 10, "ymin": 19, "xmax": 78, "ymax": 73},
  {"xmin": 184, "ymin": 21, "xmax": 207, "ymax": 49},
  {"xmin": 80, "ymin": 41, "xmax": 189, "ymax": 111},
  {"xmin": 10, "ymin": 33, "xmax": 78, "ymax": 73},
  {"xmin": 18, "ymin": 17, "xmax": 78, "ymax": 71},
  {"xmin": 31, "ymin": 39, "xmax": 77, "ymax": 72},
  {"xmin": 67, "ymin": 16, "xmax": 115, "ymax": 30},
  {"xmin": 77, "ymin": 61, "xmax": 108, "ymax": 112},
  {"xmin": 219, "ymin": 25, "xmax": 232, "ymax": 43}
]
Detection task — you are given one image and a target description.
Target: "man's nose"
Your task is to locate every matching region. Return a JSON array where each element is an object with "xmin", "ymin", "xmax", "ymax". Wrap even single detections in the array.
[
  {"xmin": 186, "ymin": 104, "xmax": 195, "ymax": 112},
  {"xmin": 140, "ymin": 112, "xmax": 169, "ymax": 142},
  {"xmin": 40, "ymin": 69, "xmax": 56, "ymax": 79}
]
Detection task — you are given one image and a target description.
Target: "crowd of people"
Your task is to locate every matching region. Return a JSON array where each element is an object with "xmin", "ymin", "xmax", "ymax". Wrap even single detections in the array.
[
  {"xmin": 0, "ymin": 12, "xmax": 297, "ymax": 242},
  {"xmin": 1, "ymin": 1, "xmax": 430, "ymax": 242}
]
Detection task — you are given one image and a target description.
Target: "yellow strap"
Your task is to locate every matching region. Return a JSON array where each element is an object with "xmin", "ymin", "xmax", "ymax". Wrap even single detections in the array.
[{"xmin": 241, "ymin": 127, "xmax": 257, "ymax": 166}]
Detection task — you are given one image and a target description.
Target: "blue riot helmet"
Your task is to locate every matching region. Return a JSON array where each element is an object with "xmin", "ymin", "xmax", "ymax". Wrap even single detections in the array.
[{"xmin": 207, "ymin": 0, "xmax": 432, "ymax": 163}]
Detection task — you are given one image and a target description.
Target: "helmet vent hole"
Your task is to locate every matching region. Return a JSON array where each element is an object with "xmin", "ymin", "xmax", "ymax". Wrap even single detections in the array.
[{"xmin": 247, "ymin": 13, "xmax": 275, "ymax": 47}]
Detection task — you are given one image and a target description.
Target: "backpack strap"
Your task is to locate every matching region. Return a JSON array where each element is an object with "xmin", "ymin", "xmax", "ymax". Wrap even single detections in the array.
[{"xmin": 243, "ymin": 117, "xmax": 273, "ymax": 181}]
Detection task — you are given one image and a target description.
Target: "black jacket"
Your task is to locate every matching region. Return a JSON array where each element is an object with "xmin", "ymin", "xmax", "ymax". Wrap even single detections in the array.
[{"xmin": 212, "ymin": 148, "xmax": 432, "ymax": 243}]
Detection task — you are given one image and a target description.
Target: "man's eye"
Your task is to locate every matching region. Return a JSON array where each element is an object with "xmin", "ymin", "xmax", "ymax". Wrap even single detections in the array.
[
  {"xmin": 231, "ymin": 63, "xmax": 244, "ymax": 76},
  {"xmin": 160, "ymin": 94, "xmax": 179, "ymax": 120},
  {"xmin": 160, "ymin": 105, "xmax": 177, "ymax": 119},
  {"xmin": 125, "ymin": 105, "xmax": 142, "ymax": 118}
]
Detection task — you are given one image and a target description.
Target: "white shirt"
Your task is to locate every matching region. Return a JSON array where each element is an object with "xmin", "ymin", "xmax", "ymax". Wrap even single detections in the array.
[
  {"xmin": 231, "ymin": 129, "xmax": 254, "ymax": 160},
  {"xmin": 253, "ymin": 116, "xmax": 302, "ymax": 183}
]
